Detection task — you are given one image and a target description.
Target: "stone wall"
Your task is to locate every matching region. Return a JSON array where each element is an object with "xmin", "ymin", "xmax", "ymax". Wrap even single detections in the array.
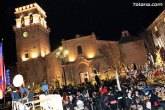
[
  {"xmin": 16, "ymin": 34, "xmax": 148, "ymax": 86},
  {"xmin": 45, "ymin": 51, "xmax": 62, "ymax": 85},
  {"xmin": 17, "ymin": 57, "xmax": 47, "ymax": 85},
  {"xmin": 62, "ymin": 34, "xmax": 97, "ymax": 62},
  {"xmin": 119, "ymin": 40, "xmax": 147, "ymax": 66}
]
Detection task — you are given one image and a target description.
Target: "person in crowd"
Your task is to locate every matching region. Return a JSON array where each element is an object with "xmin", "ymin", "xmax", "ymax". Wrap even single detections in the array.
[
  {"xmin": 20, "ymin": 85, "xmax": 28, "ymax": 98},
  {"xmin": 8, "ymin": 71, "xmax": 165, "ymax": 110},
  {"xmin": 125, "ymin": 91, "xmax": 134, "ymax": 109},
  {"xmin": 144, "ymin": 100, "xmax": 152, "ymax": 110},
  {"xmin": 101, "ymin": 92, "xmax": 109, "ymax": 110},
  {"xmin": 130, "ymin": 97, "xmax": 143, "ymax": 110},
  {"xmin": 41, "ymin": 80, "xmax": 49, "ymax": 95},
  {"xmin": 84, "ymin": 96, "xmax": 92, "ymax": 110},
  {"xmin": 76, "ymin": 97, "xmax": 84, "ymax": 110},
  {"xmin": 117, "ymin": 90, "xmax": 125, "ymax": 110},
  {"xmin": 99, "ymin": 85, "xmax": 108, "ymax": 97},
  {"xmin": 132, "ymin": 90, "xmax": 140, "ymax": 101},
  {"xmin": 92, "ymin": 92, "xmax": 100, "ymax": 110},
  {"xmin": 150, "ymin": 90, "xmax": 159, "ymax": 108},
  {"xmin": 109, "ymin": 91, "xmax": 118, "ymax": 110}
]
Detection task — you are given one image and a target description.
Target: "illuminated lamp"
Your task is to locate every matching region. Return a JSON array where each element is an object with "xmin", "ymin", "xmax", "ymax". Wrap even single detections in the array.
[
  {"xmin": 22, "ymin": 57, "xmax": 28, "ymax": 61},
  {"xmin": 41, "ymin": 51, "xmax": 45, "ymax": 57},
  {"xmin": 69, "ymin": 57, "xmax": 75, "ymax": 62},
  {"xmin": 13, "ymin": 74, "xmax": 24, "ymax": 87},
  {"xmin": 64, "ymin": 50, "xmax": 68, "ymax": 56},
  {"xmin": 32, "ymin": 52, "xmax": 38, "ymax": 58},
  {"xmin": 59, "ymin": 46, "xmax": 63, "ymax": 51},
  {"xmin": 88, "ymin": 53, "xmax": 94, "ymax": 59}
]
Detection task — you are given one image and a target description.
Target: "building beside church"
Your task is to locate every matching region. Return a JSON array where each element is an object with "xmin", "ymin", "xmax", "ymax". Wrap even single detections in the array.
[
  {"xmin": 147, "ymin": 10, "xmax": 165, "ymax": 62},
  {"xmin": 13, "ymin": 3, "xmax": 147, "ymax": 86},
  {"xmin": 147, "ymin": 10, "xmax": 165, "ymax": 49}
]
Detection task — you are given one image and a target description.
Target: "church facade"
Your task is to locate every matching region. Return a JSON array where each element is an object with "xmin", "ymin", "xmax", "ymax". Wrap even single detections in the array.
[{"xmin": 13, "ymin": 3, "xmax": 147, "ymax": 86}]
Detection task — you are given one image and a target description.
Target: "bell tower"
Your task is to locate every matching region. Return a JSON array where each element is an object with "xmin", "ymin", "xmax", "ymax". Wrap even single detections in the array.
[{"xmin": 13, "ymin": 3, "xmax": 51, "ymax": 62}]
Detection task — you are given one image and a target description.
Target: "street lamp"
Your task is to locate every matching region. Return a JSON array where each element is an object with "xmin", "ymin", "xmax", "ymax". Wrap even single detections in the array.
[{"xmin": 55, "ymin": 46, "xmax": 68, "ymax": 85}]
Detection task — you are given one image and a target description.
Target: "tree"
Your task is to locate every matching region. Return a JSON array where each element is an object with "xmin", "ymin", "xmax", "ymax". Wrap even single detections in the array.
[
  {"xmin": 98, "ymin": 41, "xmax": 123, "ymax": 90},
  {"xmin": 92, "ymin": 56, "xmax": 109, "ymax": 74},
  {"xmin": 98, "ymin": 42, "xmax": 122, "ymax": 70}
]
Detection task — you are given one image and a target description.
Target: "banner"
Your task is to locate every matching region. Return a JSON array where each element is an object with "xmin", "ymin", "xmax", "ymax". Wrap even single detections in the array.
[
  {"xmin": 0, "ymin": 42, "xmax": 6, "ymax": 99},
  {"xmin": 115, "ymin": 69, "xmax": 121, "ymax": 91}
]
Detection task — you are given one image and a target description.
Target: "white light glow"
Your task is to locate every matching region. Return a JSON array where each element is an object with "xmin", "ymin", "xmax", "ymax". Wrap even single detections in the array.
[
  {"xmin": 13, "ymin": 74, "xmax": 24, "ymax": 87},
  {"xmin": 22, "ymin": 57, "xmax": 28, "ymax": 61},
  {"xmin": 32, "ymin": 52, "xmax": 38, "ymax": 58},
  {"xmin": 64, "ymin": 50, "xmax": 68, "ymax": 56},
  {"xmin": 41, "ymin": 51, "xmax": 45, "ymax": 57},
  {"xmin": 69, "ymin": 57, "xmax": 75, "ymax": 62},
  {"xmin": 88, "ymin": 53, "xmax": 94, "ymax": 59},
  {"xmin": 59, "ymin": 47, "xmax": 63, "ymax": 51}
]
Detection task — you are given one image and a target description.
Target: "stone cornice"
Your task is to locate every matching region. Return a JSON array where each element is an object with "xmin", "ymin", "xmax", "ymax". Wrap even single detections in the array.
[{"xmin": 13, "ymin": 23, "xmax": 50, "ymax": 33}]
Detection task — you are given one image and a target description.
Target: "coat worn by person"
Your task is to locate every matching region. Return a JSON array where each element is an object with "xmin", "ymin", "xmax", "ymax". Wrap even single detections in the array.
[
  {"xmin": 125, "ymin": 96, "xmax": 133, "ymax": 109},
  {"xmin": 101, "ymin": 93, "xmax": 109, "ymax": 110},
  {"xmin": 109, "ymin": 93, "xmax": 117, "ymax": 110},
  {"xmin": 117, "ymin": 91, "xmax": 125, "ymax": 109}
]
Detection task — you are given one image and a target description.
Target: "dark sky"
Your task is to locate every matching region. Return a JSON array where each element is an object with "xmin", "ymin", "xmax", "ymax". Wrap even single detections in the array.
[{"xmin": 0, "ymin": 0, "xmax": 164, "ymax": 66}]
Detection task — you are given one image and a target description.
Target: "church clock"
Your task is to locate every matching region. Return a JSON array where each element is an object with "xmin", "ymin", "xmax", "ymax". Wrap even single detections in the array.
[{"xmin": 23, "ymin": 31, "xmax": 29, "ymax": 38}]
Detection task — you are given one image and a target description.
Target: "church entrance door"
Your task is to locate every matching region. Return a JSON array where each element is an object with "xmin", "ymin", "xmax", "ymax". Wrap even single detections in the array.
[{"xmin": 79, "ymin": 72, "xmax": 89, "ymax": 83}]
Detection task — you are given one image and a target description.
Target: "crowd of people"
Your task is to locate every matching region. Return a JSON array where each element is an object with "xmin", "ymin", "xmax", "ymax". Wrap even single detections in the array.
[
  {"xmin": 0, "ymin": 73, "xmax": 165, "ymax": 110},
  {"xmin": 55, "ymin": 79, "xmax": 165, "ymax": 110}
]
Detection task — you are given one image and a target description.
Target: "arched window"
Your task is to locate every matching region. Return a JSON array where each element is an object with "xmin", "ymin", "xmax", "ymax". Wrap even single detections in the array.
[
  {"xmin": 21, "ymin": 17, "xmax": 25, "ymax": 27},
  {"xmin": 24, "ymin": 52, "xmax": 29, "ymax": 58},
  {"xmin": 77, "ymin": 45, "xmax": 83, "ymax": 55},
  {"xmin": 30, "ymin": 14, "xmax": 33, "ymax": 24}
]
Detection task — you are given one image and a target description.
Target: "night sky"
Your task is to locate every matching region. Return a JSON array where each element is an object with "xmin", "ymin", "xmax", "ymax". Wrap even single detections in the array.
[{"xmin": 0, "ymin": 0, "xmax": 164, "ymax": 66}]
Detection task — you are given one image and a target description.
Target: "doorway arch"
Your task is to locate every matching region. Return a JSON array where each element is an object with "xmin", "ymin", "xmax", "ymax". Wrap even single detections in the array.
[{"xmin": 76, "ymin": 62, "xmax": 90, "ymax": 83}]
